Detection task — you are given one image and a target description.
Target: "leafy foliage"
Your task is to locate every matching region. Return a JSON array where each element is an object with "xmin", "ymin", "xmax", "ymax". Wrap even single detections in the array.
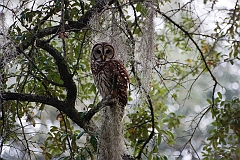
[
  {"xmin": 0, "ymin": 0, "xmax": 240, "ymax": 159},
  {"xmin": 203, "ymin": 95, "xmax": 240, "ymax": 159}
]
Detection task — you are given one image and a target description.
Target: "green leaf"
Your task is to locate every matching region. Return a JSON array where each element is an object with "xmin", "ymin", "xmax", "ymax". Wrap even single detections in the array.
[
  {"xmin": 77, "ymin": 131, "xmax": 86, "ymax": 139},
  {"xmin": 90, "ymin": 84, "xmax": 96, "ymax": 93},
  {"xmin": 217, "ymin": 92, "xmax": 222, "ymax": 99},
  {"xmin": 59, "ymin": 133, "xmax": 67, "ymax": 141},
  {"xmin": 39, "ymin": 104, "xmax": 45, "ymax": 110},
  {"xmin": 136, "ymin": 3, "xmax": 142, "ymax": 12},
  {"xmin": 207, "ymin": 99, "xmax": 212, "ymax": 104},
  {"xmin": 157, "ymin": 133, "xmax": 162, "ymax": 145},
  {"xmin": 84, "ymin": 147, "xmax": 93, "ymax": 157},
  {"xmin": 79, "ymin": 112, "xmax": 86, "ymax": 120},
  {"xmin": 90, "ymin": 135, "xmax": 98, "ymax": 152}
]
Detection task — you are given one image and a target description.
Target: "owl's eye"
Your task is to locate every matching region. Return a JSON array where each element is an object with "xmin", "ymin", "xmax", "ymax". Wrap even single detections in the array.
[
  {"xmin": 97, "ymin": 49, "xmax": 101, "ymax": 54},
  {"xmin": 106, "ymin": 49, "xmax": 111, "ymax": 54}
]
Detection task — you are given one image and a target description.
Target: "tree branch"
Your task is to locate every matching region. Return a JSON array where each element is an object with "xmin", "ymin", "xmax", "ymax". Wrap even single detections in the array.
[
  {"xmin": 36, "ymin": 40, "xmax": 77, "ymax": 106},
  {"xmin": 84, "ymin": 95, "xmax": 116, "ymax": 122},
  {"xmin": 1, "ymin": 93, "xmax": 65, "ymax": 109},
  {"xmin": 2, "ymin": 92, "xmax": 116, "ymax": 134},
  {"xmin": 1, "ymin": 92, "xmax": 87, "ymax": 131}
]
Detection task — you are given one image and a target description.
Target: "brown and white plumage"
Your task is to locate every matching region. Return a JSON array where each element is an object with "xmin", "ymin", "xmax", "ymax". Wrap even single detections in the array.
[{"xmin": 91, "ymin": 42, "xmax": 129, "ymax": 111}]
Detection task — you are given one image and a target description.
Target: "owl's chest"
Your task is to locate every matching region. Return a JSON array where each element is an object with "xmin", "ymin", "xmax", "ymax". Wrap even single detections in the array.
[
  {"xmin": 92, "ymin": 61, "xmax": 112, "ymax": 74},
  {"xmin": 91, "ymin": 61, "xmax": 114, "ymax": 81}
]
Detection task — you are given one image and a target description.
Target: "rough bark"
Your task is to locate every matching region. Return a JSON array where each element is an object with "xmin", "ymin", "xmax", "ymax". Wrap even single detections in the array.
[{"xmin": 98, "ymin": 104, "xmax": 126, "ymax": 160}]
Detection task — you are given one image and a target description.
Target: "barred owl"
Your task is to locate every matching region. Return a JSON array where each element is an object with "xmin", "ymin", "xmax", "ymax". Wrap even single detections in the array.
[{"xmin": 91, "ymin": 42, "xmax": 129, "ymax": 112}]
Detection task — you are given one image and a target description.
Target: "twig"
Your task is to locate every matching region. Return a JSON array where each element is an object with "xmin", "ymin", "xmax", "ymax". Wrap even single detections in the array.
[
  {"xmin": 60, "ymin": 111, "xmax": 73, "ymax": 155},
  {"xmin": 136, "ymin": 92, "xmax": 155, "ymax": 159},
  {"xmin": 72, "ymin": 29, "xmax": 89, "ymax": 77},
  {"xmin": 178, "ymin": 106, "xmax": 211, "ymax": 159},
  {"xmin": 15, "ymin": 68, "xmax": 32, "ymax": 159},
  {"xmin": 152, "ymin": 7, "xmax": 218, "ymax": 84},
  {"xmin": 60, "ymin": 0, "xmax": 67, "ymax": 57}
]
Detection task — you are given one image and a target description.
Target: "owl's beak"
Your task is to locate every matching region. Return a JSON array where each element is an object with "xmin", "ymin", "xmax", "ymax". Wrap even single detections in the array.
[{"xmin": 101, "ymin": 55, "xmax": 105, "ymax": 61}]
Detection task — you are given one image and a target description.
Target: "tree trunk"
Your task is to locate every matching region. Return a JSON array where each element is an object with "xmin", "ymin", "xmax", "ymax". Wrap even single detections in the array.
[{"xmin": 98, "ymin": 104, "xmax": 126, "ymax": 160}]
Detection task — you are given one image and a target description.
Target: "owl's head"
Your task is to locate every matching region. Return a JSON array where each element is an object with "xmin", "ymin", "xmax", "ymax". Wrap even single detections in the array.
[{"xmin": 91, "ymin": 42, "xmax": 115, "ymax": 62}]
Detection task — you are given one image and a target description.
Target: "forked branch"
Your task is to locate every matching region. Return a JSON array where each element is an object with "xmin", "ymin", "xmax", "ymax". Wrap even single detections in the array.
[{"xmin": 1, "ymin": 92, "xmax": 116, "ymax": 134}]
